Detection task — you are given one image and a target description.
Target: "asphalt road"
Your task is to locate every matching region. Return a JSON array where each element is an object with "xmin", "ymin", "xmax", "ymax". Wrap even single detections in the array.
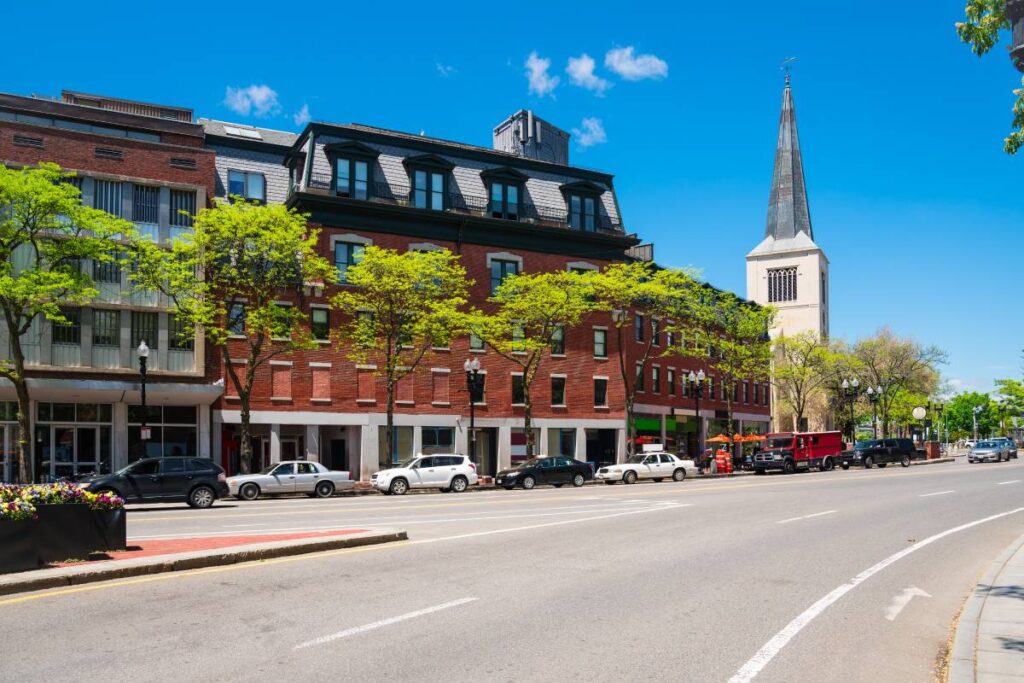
[{"xmin": 3, "ymin": 458, "xmax": 1023, "ymax": 682}]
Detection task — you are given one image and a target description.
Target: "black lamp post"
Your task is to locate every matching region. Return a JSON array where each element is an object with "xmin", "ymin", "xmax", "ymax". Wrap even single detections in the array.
[
  {"xmin": 686, "ymin": 369, "xmax": 706, "ymax": 463},
  {"xmin": 866, "ymin": 385, "xmax": 882, "ymax": 439},
  {"xmin": 137, "ymin": 341, "xmax": 151, "ymax": 450},
  {"xmin": 463, "ymin": 357, "xmax": 483, "ymax": 463},
  {"xmin": 934, "ymin": 401, "xmax": 945, "ymax": 445},
  {"xmin": 841, "ymin": 378, "xmax": 861, "ymax": 447},
  {"xmin": 973, "ymin": 405, "xmax": 983, "ymax": 442}
]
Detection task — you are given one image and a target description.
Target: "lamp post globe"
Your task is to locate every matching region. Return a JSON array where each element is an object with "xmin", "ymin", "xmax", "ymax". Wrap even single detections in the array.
[{"xmin": 137, "ymin": 340, "xmax": 150, "ymax": 444}]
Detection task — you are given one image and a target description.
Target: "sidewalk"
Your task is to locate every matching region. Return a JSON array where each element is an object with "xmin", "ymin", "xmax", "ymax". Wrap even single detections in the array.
[
  {"xmin": 949, "ymin": 533, "xmax": 1024, "ymax": 682},
  {"xmin": 0, "ymin": 527, "xmax": 407, "ymax": 597}
]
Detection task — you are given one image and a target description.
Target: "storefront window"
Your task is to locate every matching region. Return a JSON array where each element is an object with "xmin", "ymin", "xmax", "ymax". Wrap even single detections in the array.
[
  {"xmin": 34, "ymin": 403, "xmax": 113, "ymax": 481},
  {"xmin": 378, "ymin": 426, "xmax": 414, "ymax": 466},
  {"xmin": 127, "ymin": 405, "xmax": 198, "ymax": 462},
  {"xmin": 421, "ymin": 427, "xmax": 454, "ymax": 455}
]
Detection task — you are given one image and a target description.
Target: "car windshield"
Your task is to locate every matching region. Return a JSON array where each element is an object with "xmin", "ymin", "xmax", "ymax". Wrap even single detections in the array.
[
  {"xmin": 626, "ymin": 455, "xmax": 648, "ymax": 463},
  {"xmin": 767, "ymin": 438, "xmax": 793, "ymax": 449},
  {"xmin": 398, "ymin": 457, "xmax": 420, "ymax": 468},
  {"xmin": 978, "ymin": 441, "xmax": 998, "ymax": 448},
  {"xmin": 856, "ymin": 440, "xmax": 879, "ymax": 449}
]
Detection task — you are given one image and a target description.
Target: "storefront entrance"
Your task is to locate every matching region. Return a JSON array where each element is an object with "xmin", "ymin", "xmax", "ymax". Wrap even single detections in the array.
[{"xmin": 34, "ymin": 403, "xmax": 112, "ymax": 482}]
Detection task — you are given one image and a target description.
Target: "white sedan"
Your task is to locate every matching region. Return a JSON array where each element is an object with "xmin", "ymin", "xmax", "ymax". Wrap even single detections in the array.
[
  {"xmin": 228, "ymin": 461, "xmax": 355, "ymax": 500},
  {"xmin": 596, "ymin": 452, "xmax": 696, "ymax": 485}
]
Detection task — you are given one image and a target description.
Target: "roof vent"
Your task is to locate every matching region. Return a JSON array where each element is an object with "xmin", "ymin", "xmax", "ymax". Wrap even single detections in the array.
[
  {"xmin": 95, "ymin": 147, "xmax": 124, "ymax": 160},
  {"xmin": 169, "ymin": 157, "xmax": 197, "ymax": 170},
  {"xmin": 12, "ymin": 134, "xmax": 44, "ymax": 149},
  {"xmin": 492, "ymin": 110, "xmax": 570, "ymax": 165}
]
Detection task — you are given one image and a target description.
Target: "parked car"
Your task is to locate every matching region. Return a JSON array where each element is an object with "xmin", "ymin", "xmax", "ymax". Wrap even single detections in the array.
[
  {"xmin": 228, "ymin": 461, "xmax": 355, "ymax": 500},
  {"xmin": 840, "ymin": 438, "xmax": 914, "ymax": 469},
  {"xmin": 495, "ymin": 457, "xmax": 593, "ymax": 490},
  {"xmin": 969, "ymin": 440, "xmax": 1009, "ymax": 463},
  {"xmin": 753, "ymin": 431, "xmax": 844, "ymax": 474},
  {"xmin": 989, "ymin": 437, "xmax": 1018, "ymax": 459},
  {"xmin": 595, "ymin": 451, "xmax": 695, "ymax": 485},
  {"xmin": 82, "ymin": 457, "xmax": 229, "ymax": 508},
  {"xmin": 372, "ymin": 454, "xmax": 478, "ymax": 495}
]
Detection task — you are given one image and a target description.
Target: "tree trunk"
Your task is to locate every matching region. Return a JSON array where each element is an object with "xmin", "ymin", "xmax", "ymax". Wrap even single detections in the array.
[
  {"xmin": 625, "ymin": 394, "xmax": 636, "ymax": 461},
  {"xmin": 7, "ymin": 334, "xmax": 31, "ymax": 483},
  {"xmin": 238, "ymin": 397, "xmax": 252, "ymax": 474},
  {"xmin": 385, "ymin": 376, "xmax": 395, "ymax": 467}
]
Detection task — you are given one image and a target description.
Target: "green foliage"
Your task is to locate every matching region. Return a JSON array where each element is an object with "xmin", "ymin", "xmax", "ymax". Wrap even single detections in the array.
[
  {"xmin": 0, "ymin": 163, "xmax": 133, "ymax": 481},
  {"xmin": 944, "ymin": 391, "xmax": 999, "ymax": 439},
  {"xmin": 956, "ymin": 0, "xmax": 1024, "ymax": 154},
  {"xmin": 772, "ymin": 331, "xmax": 833, "ymax": 426}
]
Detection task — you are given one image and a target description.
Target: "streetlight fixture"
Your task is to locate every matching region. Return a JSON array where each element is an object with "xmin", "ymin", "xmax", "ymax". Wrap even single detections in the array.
[
  {"xmin": 686, "ymin": 369, "xmax": 707, "ymax": 463},
  {"xmin": 866, "ymin": 386, "xmax": 882, "ymax": 439},
  {"xmin": 973, "ymin": 404, "xmax": 983, "ymax": 442},
  {"xmin": 841, "ymin": 378, "xmax": 861, "ymax": 447},
  {"xmin": 463, "ymin": 357, "xmax": 483, "ymax": 464},
  {"xmin": 137, "ymin": 341, "xmax": 151, "ymax": 445}
]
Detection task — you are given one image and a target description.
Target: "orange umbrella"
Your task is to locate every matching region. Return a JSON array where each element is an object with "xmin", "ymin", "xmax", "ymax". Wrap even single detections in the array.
[
  {"xmin": 741, "ymin": 434, "xmax": 766, "ymax": 443},
  {"xmin": 706, "ymin": 434, "xmax": 732, "ymax": 444}
]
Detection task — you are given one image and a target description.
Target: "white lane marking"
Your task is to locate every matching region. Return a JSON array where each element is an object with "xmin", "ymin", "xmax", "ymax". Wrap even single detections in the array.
[
  {"xmin": 919, "ymin": 490, "xmax": 955, "ymax": 497},
  {"xmin": 728, "ymin": 506, "xmax": 1024, "ymax": 683},
  {"xmin": 997, "ymin": 480, "xmax": 1021, "ymax": 485},
  {"xmin": 885, "ymin": 586, "xmax": 931, "ymax": 621},
  {"xmin": 129, "ymin": 504, "xmax": 694, "ymax": 541},
  {"xmin": 777, "ymin": 510, "xmax": 836, "ymax": 524},
  {"xmin": 293, "ymin": 597, "xmax": 478, "ymax": 650},
  {"xmin": 222, "ymin": 524, "xmax": 265, "ymax": 528}
]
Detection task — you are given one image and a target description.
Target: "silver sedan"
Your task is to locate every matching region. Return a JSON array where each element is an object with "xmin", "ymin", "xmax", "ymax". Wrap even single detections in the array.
[
  {"xmin": 968, "ymin": 441, "xmax": 1008, "ymax": 464},
  {"xmin": 228, "ymin": 461, "xmax": 355, "ymax": 500}
]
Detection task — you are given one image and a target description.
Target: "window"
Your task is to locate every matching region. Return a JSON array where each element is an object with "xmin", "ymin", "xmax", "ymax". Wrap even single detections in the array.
[
  {"xmin": 732, "ymin": 384, "xmax": 739, "ymax": 402},
  {"xmin": 652, "ymin": 366, "xmax": 661, "ymax": 393},
  {"xmin": 413, "ymin": 170, "xmax": 444, "ymax": 210},
  {"xmin": 490, "ymin": 259, "xmax": 519, "ymax": 294},
  {"xmin": 512, "ymin": 374, "xmax": 525, "ymax": 405},
  {"xmin": 667, "ymin": 329, "xmax": 674, "ymax": 348},
  {"xmin": 92, "ymin": 255, "xmax": 121, "ymax": 284},
  {"xmin": 767, "ymin": 267, "xmax": 797, "ymax": 303},
  {"xmin": 551, "ymin": 325, "xmax": 565, "ymax": 355},
  {"xmin": 652, "ymin": 319, "xmax": 661, "ymax": 346},
  {"xmin": 131, "ymin": 312, "xmax": 158, "ymax": 349},
  {"xmin": 335, "ymin": 242, "xmax": 365, "ymax": 284},
  {"xmin": 53, "ymin": 309, "xmax": 81, "ymax": 345},
  {"xmin": 132, "ymin": 185, "xmax": 159, "ymax": 223},
  {"xmin": 92, "ymin": 310, "xmax": 120, "ymax": 347},
  {"xmin": 743, "ymin": 382, "xmax": 749, "ymax": 403},
  {"xmin": 168, "ymin": 314, "xmax": 194, "ymax": 350},
  {"xmin": 635, "ymin": 362, "xmax": 644, "ymax": 392},
  {"xmin": 227, "ymin": 170, "xmax": 265, "ymax": 202},
  {"xmin": 763, "ymin": 384, "xmax": 770, "ymax": 407},
  {"xmin": 311, "ymin": 308, "xmax": 329, "ymax": 341},
  {"xmin": 668, "ymin": 369, "xmax": 676, "ymax": 396},
  {"xmin": 469, "ymin": 332, "xmax": 485, "ymax": 351},
  {"xmin": 511, "ymin": 324, "xmax": 525, "ymax": 353},
  {"xmin": 551, "ymin": 376, "xmax": 566, "ymax": 406},
  {"xmin": 421, "ymin": 427, "xmax": 454, "ymax": 454},
  {"xmin": 170, "ymin": 190, "xmax": 196, "ymax": 228},
  {"xmin": 594, "ymin": 378, "xmax": 608, "ymax": 407},
  {"xmin": 128, "ymin": 405, "xmax": 197, "ymax": 461},
  {"xmin": 228, "ymin": 302, "xmax": 245, "ymax": 336},
  {"xmin": 753, "ymin": 383, "xmax": 760, "ymax": 405},
  {"xmin": 707, "ymin": 376, "xmax": 714, "ymax": 398},
  {"xmin": 635, "ymin": 314, "xmax": 644, "ymax": 343},
  {"xmin": 431, "ymin": 371, "xmax": 449, "ymax": 404},
  {"xmin": 312, "ymin": 365, "xmax": 331, "ymax": 401},
  {"xmin": 336, "ymin": 158, "xmax": 369, "ymax": 199},
  {"xmin": 272, "ymin": 364, "xmax": 292, "ymax": 399},
  {"xmin": 93, "ymin": 180, "xmax": 122, "ymax": 216},
  {"xmin": 489, "ymin": 182, "xmax": 520, "ymax": 220},
  {"xmin": 593, "ymin": 328, "xmax": 607, "ymax": 358},
  {"xmin": 568, "ymin": 194, "xmax": 596, "ymax": 231}
]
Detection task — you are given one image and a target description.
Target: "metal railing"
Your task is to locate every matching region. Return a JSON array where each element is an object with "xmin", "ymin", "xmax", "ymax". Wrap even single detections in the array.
[{"xmin": 298, "ymin": 174, "xmax": 624, "ymax": 233}]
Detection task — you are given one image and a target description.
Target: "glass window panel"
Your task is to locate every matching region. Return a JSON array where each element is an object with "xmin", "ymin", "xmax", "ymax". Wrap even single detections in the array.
[
  {"xmin": 311, "ymin": 308, "xmax": 329, "ymax": 340},
  {"xmin": 52, "ymin": 403, "xmax": 75, "ymax": 422},
  {"xmin": 163, "ymin": 426, "xmax": 197, "ymax": 458},
  {"xmin": 248, "ymin": 174, "xmax": 264, "ymax": 201},
  {"xmin": 507, "ymin": 185, "xmax": 518, "ymax": 218},
  {"xmin": 93, "ymin": 310, "xmax": 120, "ymax": 347},
  {"xmin": 569, "ymin": 195, "xmax": 581, "ymax": 229},
  {"xmin": 337, "ymin": 158, "xmax": 350, "ymax": 193},
  {"xmin": 228, "ymin": 171, "xmax": 245, "ymax": 196},
  {"xmin": 168, "ymin": 314, "xmax": 194, "ymax": 350},
  {"xmin": 584, "ymin": 197, "xmax": 595, "ymax": 231},
  {"xmin": 163, "ymin": 406, "xmax": 197, "ymax": 424}
]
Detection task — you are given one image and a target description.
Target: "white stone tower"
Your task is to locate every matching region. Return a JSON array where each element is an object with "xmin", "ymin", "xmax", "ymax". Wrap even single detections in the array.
[{"xmin": 746, "ymin": 76, "xmax": 829, "ymax": 340}]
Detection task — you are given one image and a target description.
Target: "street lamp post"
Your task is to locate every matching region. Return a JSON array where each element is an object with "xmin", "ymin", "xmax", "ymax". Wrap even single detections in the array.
[
  {"xmin": 934, "ymin": 401, "xmax": 945, "ymax": 446},
  {"xmin": 866, "ymin": 386, "xmax": 882, "ymax": 439},
  {"xmin": 841, "ymin": 378, "xmax": 861, "ymax": 447},
  {"xmin": 137, "ymin": 341, "xmax": 151, "ymax": 449},
  {"xmin": 686, "ymin": 369, "xmax": 707, "ymax": 466},
  {"xmin": 973, "ymin": 405, "xmax": 983, "ymax": 442},
  {"xmin": 463, "ymin": 358, "xmax": 482, "ymax": 464}
]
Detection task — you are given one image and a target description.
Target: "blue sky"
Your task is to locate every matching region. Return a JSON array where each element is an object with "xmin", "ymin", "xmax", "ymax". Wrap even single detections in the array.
[{"xmin": 6, "ymin": 0, "xmax": 1022, "ymax": 394}]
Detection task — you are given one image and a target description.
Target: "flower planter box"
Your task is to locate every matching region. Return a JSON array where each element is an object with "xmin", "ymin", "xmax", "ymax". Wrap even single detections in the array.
[
  {"xmin": 34, "ymin": 504, "xmax": 104, "ymax": 564},
  {"xmin": 92, "ymin": 508, "xmax": 126, "ymax": 551},
  {"xmin": 0, "ymin": 521, "xmax": 39, "ymax": 573}
]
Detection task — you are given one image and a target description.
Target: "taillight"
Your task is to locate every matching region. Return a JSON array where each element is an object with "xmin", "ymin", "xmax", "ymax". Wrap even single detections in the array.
[
  {"xmin": 468, "ymin": 463, "xmax": 476, "ymax": 470},
  {"xmin": 218, "ymin": 473, "xmax": 226, "ymax": 482}
]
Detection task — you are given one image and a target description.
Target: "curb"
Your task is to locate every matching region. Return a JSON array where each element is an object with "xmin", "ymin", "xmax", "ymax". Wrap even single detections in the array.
[
  {"xmin": 947, "ymin": 531, "xmax": 1024, "ymax": 683},
  {"xmin": 913, "ymin": 457, "xmax": 956, "ymax": 466},
  {"xmin": 0, "ymin": 528, "xmax": 407, "ymax": 598}
]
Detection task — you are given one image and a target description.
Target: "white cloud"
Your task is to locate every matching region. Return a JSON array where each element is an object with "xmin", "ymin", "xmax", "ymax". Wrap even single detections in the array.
[
  {"xmin": 525, "ymin": 51, "xmax": 559, "ymax": 97},
  {"xmin": 293, "ymin": 103, "xmax": 310, "ymax": 126},
  {"xmin": 436, "ymin": 62, "xmax": 456, "ymax": 77},
  {"xmin": 566, "ymin": 53, "xmax": 611, "ymax": 94},
  {"xmin": 223, "ymin": 84, "xmax": 281, "ymax": 117},
  {"xmin": 572, "ymin": 117, "xmax": 607, "ymax": 148},
  {"xmin": 604, "ymin": 46, "xmax": 668, "ymax": 81}
]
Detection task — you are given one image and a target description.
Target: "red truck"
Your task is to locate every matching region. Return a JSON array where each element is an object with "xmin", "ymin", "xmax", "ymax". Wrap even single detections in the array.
[{"xmin": 752, "ymin": 431, "xmax": 844, "ymax": 474}]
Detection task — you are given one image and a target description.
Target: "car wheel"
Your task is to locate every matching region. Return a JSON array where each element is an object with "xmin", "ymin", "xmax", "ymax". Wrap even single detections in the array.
[
  {"xmin": 672, "ymin": 468, "xmax": 686, "ymax": 482},
  {"xmin": 820, "ymin": 458, "xmax": 834, "ymax": 472},
  {"xmin": 901, "ymin": 456, "xmax": 911, "ymax": 468},
  {"xmin": 188, "ymin": 486, "xmax": 216, "ymax": 509},
  {"xmin": 573, "ymin": 473, "xmax": 586, "ymax": 487},
  {"xmin": 623, "ymin": 470, "xmax": 638, "ymax": 485},
  {"xmin": 841, "ymin": 464, "xmax": 850, "ymax": 470},
  {"xmin": 239, "ymin": 483, "xmax": 260, "ymax": 501},
  {"xmin": 522, "ymin": 475, "xmax": 536, "ymax": 490},
  {"xmin": 863, "ymin": 456, "xmax": 874, "ymax": 469},
  {"xmin": 450, "ymin": 476, "xmax": 468, "ymax": 493},
  {"xmin": 782, "ymin": 459, "xmax": 795, "ymax": 475},
  {"xmin": 314, "ymin": 481, "xmax": 335, "ymax": 498},
  {"xmin": 604, "ymin": 480, "xmax": 616, "ymax": 485},
  {"xmin": 389, "ymin": 478, "xmax": 409, "ymax": 495}
]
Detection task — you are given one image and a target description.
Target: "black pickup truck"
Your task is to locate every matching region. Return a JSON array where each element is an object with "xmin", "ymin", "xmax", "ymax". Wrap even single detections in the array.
[{"xmin": 840, "ymin": 438, "xmax": 915, "ymax": 469}]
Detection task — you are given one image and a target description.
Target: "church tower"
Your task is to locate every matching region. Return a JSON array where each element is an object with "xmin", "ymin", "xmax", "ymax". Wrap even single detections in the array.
[{"xmin": 746, "ymin": 76, "xmax": 829, "ymax": 339}]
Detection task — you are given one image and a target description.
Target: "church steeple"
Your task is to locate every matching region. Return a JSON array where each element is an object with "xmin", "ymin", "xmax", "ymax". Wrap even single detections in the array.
[{"xmin": 765, "ymin": 76, "xmax": 813, "ymax": 241}]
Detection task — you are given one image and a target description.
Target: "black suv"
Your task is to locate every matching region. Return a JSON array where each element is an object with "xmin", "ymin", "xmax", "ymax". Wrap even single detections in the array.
[
  {"xmin": 83, "ymin": 457, "xmax": 229, "ymax": 508},
  {"xmin": 840, "ymin": 439, "xmax": 915, "ymax": 470}
]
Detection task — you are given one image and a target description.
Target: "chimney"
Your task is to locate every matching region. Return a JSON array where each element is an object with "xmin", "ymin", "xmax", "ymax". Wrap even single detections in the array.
[{"xmin": 492, "ymin": 110, "xmax": 570, "ymax": 165}]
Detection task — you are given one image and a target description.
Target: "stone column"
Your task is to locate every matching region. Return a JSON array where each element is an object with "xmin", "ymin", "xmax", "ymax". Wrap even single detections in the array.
[
  {"xmin": 112, "ymin": 401, "xmax": 129, "ymax": 472},
  {"xmin": 497, "ymin": 425, "xmax": 512, "ymax": 470},
  {"xmin": 199, "ymin": 406, "xmax": 211, "ymax": 459},
  {"xmin": 270, "ymin": 424, "xmax": 281, "ymax": 464},
  {"xmin": 305, "ymin": 424, "xmax": 320, "ymax": 461},
  {"xmin": 574, "ymin": 427, "xmax": 587, "ymax": 462},
  {"xmin": 359, "ymin": 423, "xmax": 377, "ymax": 481},
  {"xmin": 616, "ymin": 428, "xmax": 627, "ymax": 463}
]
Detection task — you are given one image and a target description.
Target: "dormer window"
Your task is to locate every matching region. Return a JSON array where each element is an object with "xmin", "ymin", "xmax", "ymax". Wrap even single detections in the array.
[
  {"xmin": 481, "ymin": 167, "xmax": 528, "ymax": 221},
  {"xmin": 324, "ymin": 141, "xmax": 379, "ymax": 201},
  {"xmin": 404, "ymin": 154, "xmax": 455, "ymax": 212},
  {"xmin": 560, "ymin": 180, "xmax": 605, "ymax": 232}
]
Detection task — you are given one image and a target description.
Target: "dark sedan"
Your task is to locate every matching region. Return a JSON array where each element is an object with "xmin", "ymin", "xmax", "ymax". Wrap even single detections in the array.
[
  {"xmin": 496, "ymin": 456, "xmax": 593, "ymax": 490},
  {"xmin": 82, "ymin": 457, "xmax": 230, "ymax": 508}
]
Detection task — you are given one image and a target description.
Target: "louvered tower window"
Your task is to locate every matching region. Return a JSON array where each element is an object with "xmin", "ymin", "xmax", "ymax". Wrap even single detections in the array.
[{"xmin": 767, "ymin": 267, "xmax": 797, "ymax": 303}]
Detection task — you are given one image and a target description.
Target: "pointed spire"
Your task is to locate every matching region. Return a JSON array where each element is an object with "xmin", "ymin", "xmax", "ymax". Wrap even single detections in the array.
[{"xmin": 765, "ymin": 76, "xmax": 813, "ymax": 241}]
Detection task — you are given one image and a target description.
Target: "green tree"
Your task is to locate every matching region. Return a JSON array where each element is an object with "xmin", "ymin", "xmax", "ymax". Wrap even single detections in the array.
[
  {"xmin": 957, "ymin": 0, "xmax": 1024, "ymax": 154},
  {"xmin": 772, "ymin": 331, "xmax": 833, "ymax": 431},
  {"xmin": 590, "ymin": 261, "xmax": 702, "ymax": 455},
  {"xmin": 471, "ymin": 270, "xmax": 596, "ymax": 458},
  {"xmin": 944, "ymin": 391, "xmax": 998, "ymax": 440},
  {"xmin": 332, "ymin": 246, "xmax": 469, "ymax": 466},
  {"xmin": 0, "ymin": 163, "xmax": 132, "ymax": 482},
  {"xmin": 131, "ymin": 200, "xmax": 333, "ymax": 473}
]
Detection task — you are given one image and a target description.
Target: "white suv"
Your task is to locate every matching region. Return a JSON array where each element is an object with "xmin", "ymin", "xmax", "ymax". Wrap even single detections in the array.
[{"xmin": 372, "ymin": 454, "xmax": 479, "ymax": 495}]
